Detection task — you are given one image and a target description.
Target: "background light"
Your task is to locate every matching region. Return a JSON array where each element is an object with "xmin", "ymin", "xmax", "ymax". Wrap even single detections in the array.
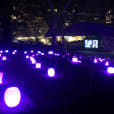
[
  {"xmin": 4, "ymin": 87, "xmax": 21, "ymax": 108},
  {"xmin": 48, "ymin": 68, "xmax": 55, "ymax": 77}
]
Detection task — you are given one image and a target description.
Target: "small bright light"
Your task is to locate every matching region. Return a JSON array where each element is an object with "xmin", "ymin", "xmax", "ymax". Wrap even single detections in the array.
[
  {"xmin": 48, "ymin": 68, "xmax": 55, "ymax": 77},
  {"xmin": 4, "ymin": 87, "xmax": 21, "ymax": 108},
  {"xmin": 24, "ymin": 51, "xmax": 27, "ymax": 54},
  {"xmin": 0, "ymin": 54, "xmax": 2, "ymax": 57},
  {"xmin": 48, "ymin": 51, "xmax": 54, "ymax": 55},
  {"xmin": 94, "ymin": 58, "xmax": 98, "ymax": 63},
  {"xmin": 99, "ymin": 58, "xmax": 103, "ymax": 62},
  {"xmin": 0, "ymin": 72, "xmax": 3, "ymax": 84},
  {"xmin": 5, "ymin": 50, "xmax": 9, "ymax": 53},
  {"xmin": 35, "ymin": 63, "xmax": 41, "ymax": 69},
  {"xmin": 72, "ymin": 57, "xmax": 78, "ymax": 63},
  {"xmin": 14, "ymin": 50, "xmax": 17, "ymax": 53},
  {"xmin": 36, "ymin": 53, "xmax": 38, "ymax": 56},
  {"xmin": 30, "ymin": 56, "xmax": 34, "ymax": 61},
  {"xmin": 2, "ymin": 56, "xmax": 7, "ymax": 61},
  {"xmin": 105, "ymin": 61, "xmax": 109, "ymax": 66},
  {"xmin": 12, "ymin": 52, "xmax": 15, "ymax": 55},
  {"xmin": 107, "ymin": 67, "xmax": 114, "ymax": 74},
  {"xmin": 26, "ymin": 55, "xmax": 29, "ymax": 59},
  {"xmin": 31, "ymin": 50, "xmax": 34, "ymax": 53},
  {"xmin": 30, "ymin": 57, "xmax": 36, "ymax": 64},
  {"xmin": 37, "ymin": 51, "xmax": 41, "ymax": 54},
  {"xmin": 41, "ymin": 53, "xmax": 44, "ymax": 56},
  {"xmin": 0, "ymin": 50, "xmax": 3, "ymax": 53}
]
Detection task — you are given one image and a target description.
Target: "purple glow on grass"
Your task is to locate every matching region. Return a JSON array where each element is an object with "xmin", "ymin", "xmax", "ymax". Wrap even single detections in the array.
[
  {"xmin": 105, "ymin": 61, "xmax": 109, "ymax": 66},
  {"xmin": 94, "ymin": 58, "xmax": 98, "ymax": 63},
  {"xmin": 48, "ymin": 51, "xmax": 54, "ymax": 55},
  {"xmin": 4, "ymin": 87, "xmax": 21, "ymax": 108},
  {"xmin": 2, "ymin": 56, "xmax": 7, "ymax": 61},
  {"xmin": 48, "ymin": 68, "xmax": 55, "ymax": 77},
  {"xmin": 26, "ymin": 55, "xmax": 29, "ymax": 59},
  {"xmin": 5, "ymin": 50, "xmax": 9, "ymax": 53},
  {"xmin": 35, "ymin": 63, "xmax": 41, "ymax": 69},
  {"xmin": 107, "ymin": 67, "xmax": 114, "ymax": 74},
  {"xmin": 0, "ymin": 72, "xmax": 3, "ymax": 84},
  {"xmin": 67, "ymin": 53, "xmax": 70, "ymax": 56}
]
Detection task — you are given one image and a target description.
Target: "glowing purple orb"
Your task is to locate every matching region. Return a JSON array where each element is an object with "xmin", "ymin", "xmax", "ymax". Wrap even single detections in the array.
[
  {"xmin": 35, "ymin": 63, "xmax": 41, "ymax": 69},
  {"xmin": 2, "ymin": 56, "xmax": 7, "ymax": 61},
  {"xmin": 94, "ymin": 58, "xmax": 98, "ymax": 63},
  {"xmin": 105, "ymin": 61, "xmax": 109, "ymax": 66},
  {"xmin": 107, "ymin": 67, "xmax": 114, "ymax": 74},
  {"xmin": 31, "ymin": 50, "xmax": 34, "ymax": 53},
  {"xmin": 26, "ymin": 55, "xmax": 29, "ymax": 59},
  {"xmin": 37, "ymin": 51, "xmax": 41, "ymax": 54},
  {"xmin": 14, "ymin": 50, "xmax": 17, "ymax": 53},
  {"xmin": 0, "ymin": 50, "xmax": 3, "ymax": 53},
  {"xmin": 0, "ymin": 72, "xmax": 3, "ymax": 84},
  {"xmin": 24, "ymin": 51, "xmax": 27, "ymax": 54},
  {"xmin": 5, "ymin": 50, "xmax": 9, "ymax": 53},
  {"xmin": 12, "ymin": 52, "xmax": 15, "ymax": 55},
  {"xmin": 72, "ymin": 57, "xmax": 78, "ymax": 63},
  {"xmin": 4, "ymin": 87, "xmax": 21, "ymax": 108},
  {"xmin": 48, "ymin": 68, "xmax": 55, "ymax": 77},
  {"xmin": 48, "ymin": 51, "xmax": 54, "ymax": 55},
  {"xmin": 41, "ymin": 53, "xmax": 44, "ymax": 56}
]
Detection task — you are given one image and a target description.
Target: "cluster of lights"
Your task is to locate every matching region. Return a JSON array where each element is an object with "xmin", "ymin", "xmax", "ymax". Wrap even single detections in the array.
[
  {"xmin": 0, "ymin": 49, "xmax": 114, "ymax": 111},
  {"xmin": 72, "ymin": 57, "xmax": 81, "ymax": 64}
]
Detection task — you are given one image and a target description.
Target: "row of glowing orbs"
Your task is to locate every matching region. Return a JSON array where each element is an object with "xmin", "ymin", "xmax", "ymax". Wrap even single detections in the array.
[
  {"xmin": 0, "ymin": 50, "xmax": 56, "ymax": 109},
  {"xmin": 72, "ymin": 56, "xmax": 114, "ymax": 74},
  {"xmin": 0, "ymin": 73, "xmax": 21, "ymax": 108},
  {"xmin": 0, "ymin": 50, "xmax": 20, "ymax": 108},
  {"xmin": 26, "ymin": 54, "xmax": 55, "ymax": 77}
]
